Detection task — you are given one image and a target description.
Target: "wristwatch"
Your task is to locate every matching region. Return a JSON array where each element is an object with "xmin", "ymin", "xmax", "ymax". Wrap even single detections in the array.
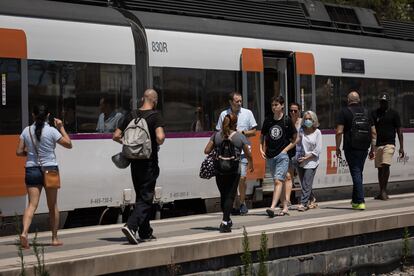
[{"xmin": 242, "ymin": 131, "xmax": 245, "ymax": 135}]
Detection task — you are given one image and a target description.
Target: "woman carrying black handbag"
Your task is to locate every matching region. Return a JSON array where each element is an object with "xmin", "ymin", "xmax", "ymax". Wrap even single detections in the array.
[{"xmin": 204, "ymin": 113, "xmax": 253, "ymax": 233}]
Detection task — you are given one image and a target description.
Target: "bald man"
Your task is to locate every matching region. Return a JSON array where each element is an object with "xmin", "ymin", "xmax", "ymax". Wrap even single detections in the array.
[
  {"xmin": 113, "ymin": 89, "xmax": 165, "ymax": 244},
  {"xmin": 335, "ymin": 91, "xmax": 376, "ymax": 211}
]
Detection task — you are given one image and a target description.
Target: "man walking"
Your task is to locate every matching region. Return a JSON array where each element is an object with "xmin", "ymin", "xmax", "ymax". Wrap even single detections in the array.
[
  {"xmin": 260, "ymin": 96, "xmax": 298, "ymax": 217},
  {"xmin": 336, "ymin": 91, "xmax": 376, "ymax": 210},
  {"xmin": 216, "ymin": 92, "xmax": 257, "ymax": 215},
  {"xmin": 113, "ymin": 89, "xmax": 165, "ymax": 244},
  {"xmin": 371, "ymin": 93, "xmax": 404, "ymax": 200}
]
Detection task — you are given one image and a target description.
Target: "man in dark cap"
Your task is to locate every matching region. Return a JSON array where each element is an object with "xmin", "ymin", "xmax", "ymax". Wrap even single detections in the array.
[{"xmin": 371, "ymin": 92, "xmax": 405, "ymax": 200}]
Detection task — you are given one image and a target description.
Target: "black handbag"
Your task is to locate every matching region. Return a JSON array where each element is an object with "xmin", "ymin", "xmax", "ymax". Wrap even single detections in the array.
[{"xmin": 199, "ymin": 149, "xmax": 216, "ymax": 179}]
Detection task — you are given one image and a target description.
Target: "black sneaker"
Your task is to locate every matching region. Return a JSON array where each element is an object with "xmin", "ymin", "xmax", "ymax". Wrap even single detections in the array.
[
  {"xmin": 227, "ymin": 220, "xmax": 233, "ymax": 228},
  {"xmin": 219, "ymin": 223, "xmax": 231, "ymax": 233},
  {"xmin": 121, "ymin": 225, "xmax": 138, "ymax": 244},
  {"xmin": 139, "ymin": 234, "xmax": 157, "ymax": 242}
]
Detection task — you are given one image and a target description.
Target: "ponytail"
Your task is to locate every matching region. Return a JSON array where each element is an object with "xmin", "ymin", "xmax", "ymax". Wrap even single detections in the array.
[
  {"xmin": 33, "ymin": 105, "xmax": 49, "ymax": 141},
  {"xmin": 221, "ymin": 113, "xmax": 238, "ymax": 138},
  {"xmin": 222, "ymin": 115, "xmax": 231, "ymax": 138}
]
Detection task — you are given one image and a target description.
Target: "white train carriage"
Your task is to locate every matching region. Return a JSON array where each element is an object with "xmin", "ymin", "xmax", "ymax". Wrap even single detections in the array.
[{"xmin": 1, "ymin": 0, "xmax": 413, "ymax": 231}]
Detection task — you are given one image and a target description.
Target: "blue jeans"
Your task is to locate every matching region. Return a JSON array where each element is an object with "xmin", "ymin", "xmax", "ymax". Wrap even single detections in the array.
[
  {"xmin": 344, "ymin": 150, "xmax": 368, "ymax": 204},
  {"xmin": 268, "ymin": 152, "xmax": 290, "ymax": 181}
]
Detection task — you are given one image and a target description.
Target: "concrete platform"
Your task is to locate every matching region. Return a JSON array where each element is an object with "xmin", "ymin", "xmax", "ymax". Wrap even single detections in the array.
[{"xmin": 1, "ymin": 193, "xmax": 414, "ymax": 276}]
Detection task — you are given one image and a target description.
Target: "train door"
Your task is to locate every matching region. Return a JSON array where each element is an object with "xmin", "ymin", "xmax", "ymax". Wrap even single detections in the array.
[
  {"xmin": 0, "ymin": 29, "xmax": 28, "ymax": 216},
  {"xmin": 241, "ymin": 49, "xmax": 315, "ymax": 199}
]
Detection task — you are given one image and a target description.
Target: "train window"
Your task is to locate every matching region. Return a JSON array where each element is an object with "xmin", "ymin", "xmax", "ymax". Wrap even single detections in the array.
[
  {"xmin": 315, "ymin": 76, "xmax": 414, "ymax": 129},
  {"xmin": 341, "ymin": 58, "xmax": 365, "ymax": 74},
  {"xmin": 246, "ymin": 72, "xmax": 262, "ymax": 126},
  {"xmin": 401, "ymin": 81, "xmax": 414, "ymax": 128},
  {"xmin": 28, "ymin": 61, "xmax": 132, "ymax": 133},
  {"xmin": 300, "ymin": 75, "xmax": 313, "ymax": 112},
  {"xmin": 152, "ymin": 67, "xmax": 240, "ymax": 132},
  {"xmin": 0, "ymin": 58, "xmax": 21, "ymax": 134}
]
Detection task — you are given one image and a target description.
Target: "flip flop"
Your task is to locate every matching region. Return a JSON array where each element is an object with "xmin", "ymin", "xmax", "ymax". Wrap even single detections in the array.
[
  {"xmin": 52, "ymin": 240, "xmax": 64, "ymax": 246},
  {"xmin": 20, "ymin": 235, "xmax": 30, "ymax": 249},
  {"xmin": 277, "ymin": 211, "xmax": 290, "ymax": 216},
  {"xmin": 266, "ymin": 208, "xmax": 275, "ymax": 218}
]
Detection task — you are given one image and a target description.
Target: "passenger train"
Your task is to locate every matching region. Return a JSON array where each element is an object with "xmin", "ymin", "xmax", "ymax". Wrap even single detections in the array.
[{"xmin": 1, "ymin": 0, "xmax": 413, "ymax": 232}]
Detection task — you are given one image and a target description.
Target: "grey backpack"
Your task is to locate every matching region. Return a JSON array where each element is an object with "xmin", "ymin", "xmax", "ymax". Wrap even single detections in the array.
[{"xmin": 121, "ymin": 110, "xmax": 155, "ymax": 159}]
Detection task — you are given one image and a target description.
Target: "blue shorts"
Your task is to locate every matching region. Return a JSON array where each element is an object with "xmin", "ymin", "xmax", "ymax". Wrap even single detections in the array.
[
  {"xmin": 240, "ymin": 156, "xmax": 248, "ymax": 177},
  {"xmin": 268, "ymin": 152, "xmax": 290, "ymax": 181},
  {"xmin": 25, "ymin": 166, "xmax": 59, "ymax": 186}
]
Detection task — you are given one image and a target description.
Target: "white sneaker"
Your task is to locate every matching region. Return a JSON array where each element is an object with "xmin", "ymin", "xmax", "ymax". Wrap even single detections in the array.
[{"xmin": 122, "ymin": 225, "xmax": 138, "ymax": 244}]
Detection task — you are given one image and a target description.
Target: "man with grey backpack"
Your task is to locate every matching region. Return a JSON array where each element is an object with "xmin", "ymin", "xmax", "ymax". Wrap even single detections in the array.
[{"xmin": 113, "ymin": 89, "xmax": 165, "ymax": 244}]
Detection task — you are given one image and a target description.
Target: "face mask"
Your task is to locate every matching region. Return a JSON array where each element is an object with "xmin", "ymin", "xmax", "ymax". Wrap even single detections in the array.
[{"xmin": 304, "ymin": 119, "xmax": 313, "ymax": 128}]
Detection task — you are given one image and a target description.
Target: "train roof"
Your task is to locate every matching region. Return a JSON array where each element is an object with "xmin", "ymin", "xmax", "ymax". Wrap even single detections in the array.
[{"xmin": 2, "ymin": 0, "xmax": 414, "ymax": 54}]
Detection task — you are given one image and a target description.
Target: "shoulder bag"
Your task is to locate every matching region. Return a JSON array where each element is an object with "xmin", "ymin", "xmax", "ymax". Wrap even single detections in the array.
[
  {"xmin": 199, "ymin": 132, "xmax": 217, "ymax": 179},
  {"xmin": 29, "ymin": 126, "xmax": 61, "ymax": 189}
]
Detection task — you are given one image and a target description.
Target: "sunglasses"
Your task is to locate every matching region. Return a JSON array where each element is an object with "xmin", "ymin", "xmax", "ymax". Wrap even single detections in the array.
[{"xmin": 289, "ymin": 109, "xmax": 298, "ymax": 113}]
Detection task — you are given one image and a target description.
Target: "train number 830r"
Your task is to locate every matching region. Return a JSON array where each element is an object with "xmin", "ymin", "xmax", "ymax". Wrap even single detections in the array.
[{"xmin": 151, "ymin": 41, "xmax": 168, "ymax": 53}]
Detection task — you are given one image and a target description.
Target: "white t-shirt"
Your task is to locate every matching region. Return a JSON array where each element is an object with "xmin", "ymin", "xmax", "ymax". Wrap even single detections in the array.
[
  {"xmin": 296, "ymin": 128, "xmax": 322, "ymax": 169},
  {"xmin": 20, "ymin": 123, "xmax": 62, "ymax": 167},
  {"xmin": 216, "ymin": 107, "xmax": 257, "ymax": 132}
]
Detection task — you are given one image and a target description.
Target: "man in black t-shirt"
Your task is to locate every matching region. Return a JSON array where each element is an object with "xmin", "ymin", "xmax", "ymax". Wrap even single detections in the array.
[
  {"xmin": 113, "ymin": 89, "xmax": 165, "ymax": 244},
  {"xmin": 260, "ymin": 96, "xmax": 298, "ymax": 218},
  {"xmin": 371, "ymin": 93, "xmax": 405, "ymax": 200},
  {"xmin": 336, "ymin": 91, "xmax": 376, "ymax": 211}
]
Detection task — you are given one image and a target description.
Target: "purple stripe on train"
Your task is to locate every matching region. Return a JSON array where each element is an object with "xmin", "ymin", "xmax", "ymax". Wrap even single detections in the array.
[
  {"xmin": 69, "ymin": 129, "xmax": 414, "ymax": 140},
  {"xmin": 69, "ymin": 131, "xmax": 215, "ymax": 140}
]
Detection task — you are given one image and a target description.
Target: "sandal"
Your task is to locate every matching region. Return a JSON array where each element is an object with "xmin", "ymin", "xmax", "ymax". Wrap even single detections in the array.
[
  {"xmin": 277, "ymin": 210, "xmax": 290, "ymax": 216},
  {"xmin": 309, "ymin": 198, "xmax": 318, "ymax": 209},
  {"xmin": 20, "ymin": 235, "xmax": 30, "ymax": 249},
  {"xmin": 297, "ymin": 205, "xmax": 309, "ymax": 212},
  {"xmin": 308, "ymin": 202, "xmax": 318, "ymax": 209},
  {"xmin": 266, "ymin": 208, "xmax": 275, "ymax": 218},
  {"xmin": 52, "ymin": 240, "xmax": 63, "ymax": 246}
]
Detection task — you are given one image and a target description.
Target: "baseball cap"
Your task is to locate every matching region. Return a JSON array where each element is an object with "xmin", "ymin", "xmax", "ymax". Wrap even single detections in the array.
[{"xmin": 378, "ymin": 93, "xmax": 390, "ymax": 101}]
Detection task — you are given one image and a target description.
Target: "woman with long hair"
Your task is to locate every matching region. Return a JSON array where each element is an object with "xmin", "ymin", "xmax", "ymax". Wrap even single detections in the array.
[
  {"xmin": 204, "ymin": 113, "xmax": 253, "ymax": 233},
  {"xmin": 295, "ymin": 110, "xmax": 322, "ymax": 211},
  {"xmin": 16, "ymin": 105, "xmax": 72, "ymax": 248}
]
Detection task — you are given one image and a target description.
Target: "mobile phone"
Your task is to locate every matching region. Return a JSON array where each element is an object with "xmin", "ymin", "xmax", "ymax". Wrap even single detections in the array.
[{"xmin": 49, "ymin": 115, "xmax": 56, "ymax": 127}]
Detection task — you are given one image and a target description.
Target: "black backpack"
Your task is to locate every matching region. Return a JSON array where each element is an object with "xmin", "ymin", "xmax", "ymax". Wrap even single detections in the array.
[
  {"xmin": 215, "ymin": 132, "xmax": 240, "ymax": 174},
  {"xmin": 348, "ymin": 107, "xmax": 371, "ymax": 150}
]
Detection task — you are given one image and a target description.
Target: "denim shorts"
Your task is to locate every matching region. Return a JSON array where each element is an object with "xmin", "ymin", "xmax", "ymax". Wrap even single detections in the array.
[
  {"xmin": 268, "ymin": 152, "xmax": 290, "ymax": 181},
  {"xmin": 240, "ymin": 156, "xmax": 248, "ymax": 177},
  {"xmin": 25, "ymin": 166, "xmax": 59, "ymax": 186}
]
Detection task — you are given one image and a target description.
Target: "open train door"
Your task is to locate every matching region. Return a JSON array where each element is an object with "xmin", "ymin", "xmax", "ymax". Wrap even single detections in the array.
[
  {"xmin": 240, "ymin": 48, "xmax": 265, "ymax": 187},
  {"xmin": 0, "ymin": 28, "xmax": 28, "ymax": 220},
  {"xmin": 241, "ymin": 48, "xmax": 315, "ymax": 201}
]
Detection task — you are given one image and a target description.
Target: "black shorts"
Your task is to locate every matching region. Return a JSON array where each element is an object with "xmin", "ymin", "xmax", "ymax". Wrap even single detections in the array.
[{"xmin": 25, "ymin": 166, "xmax": 59, "ymax": 186}]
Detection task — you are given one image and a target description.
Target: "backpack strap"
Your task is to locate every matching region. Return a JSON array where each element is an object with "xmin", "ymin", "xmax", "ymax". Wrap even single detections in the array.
[
  {"xmin": 347, "ymin": 106, "xmax": 367, "ymax": 116},
  {"xmin": 228, "ymin": 131, "xmax": 237, "ymax": 141}
]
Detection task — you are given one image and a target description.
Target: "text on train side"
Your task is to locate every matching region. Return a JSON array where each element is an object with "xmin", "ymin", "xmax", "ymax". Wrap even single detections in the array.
[{"xmin": 151, "ymin": 41, "xmax": 168, "ymax": 53}]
